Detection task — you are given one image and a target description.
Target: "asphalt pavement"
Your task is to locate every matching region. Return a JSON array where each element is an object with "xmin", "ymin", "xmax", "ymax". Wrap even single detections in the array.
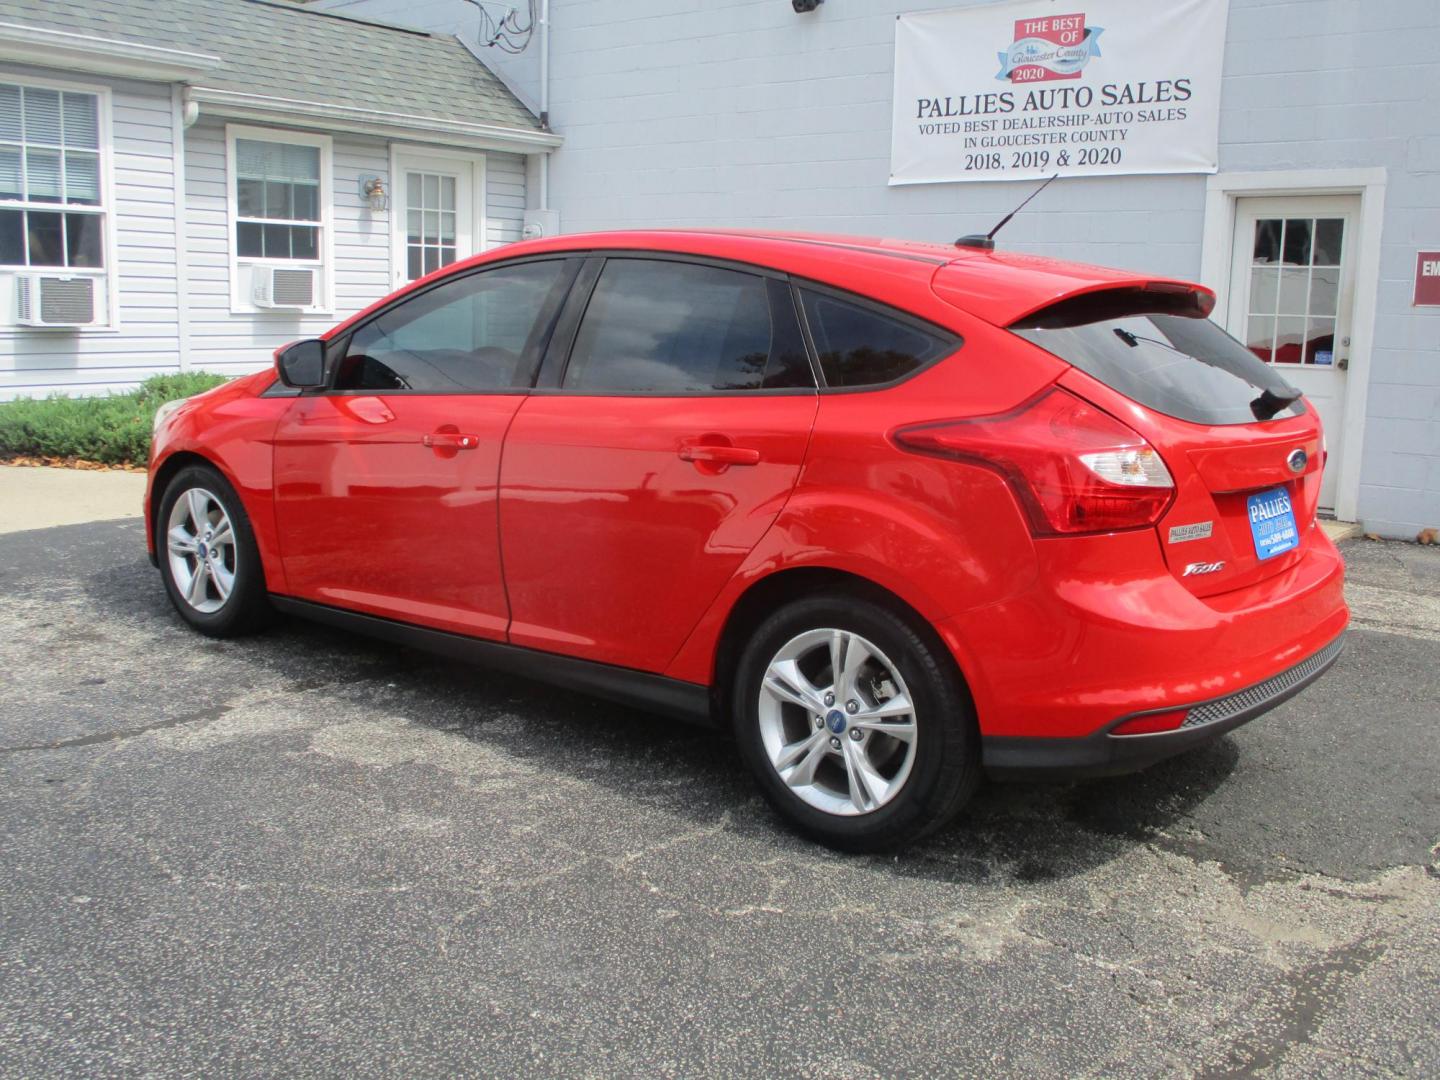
[{"xmin": 1, "ymin": 519, "xmax": 1436, "ymax": 1078}]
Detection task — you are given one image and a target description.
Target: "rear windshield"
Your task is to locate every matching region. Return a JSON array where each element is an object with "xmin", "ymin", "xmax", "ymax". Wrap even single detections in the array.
[{"xmin": 1013, "ymin": 311, "xmax": 1306, "ymax": 426}]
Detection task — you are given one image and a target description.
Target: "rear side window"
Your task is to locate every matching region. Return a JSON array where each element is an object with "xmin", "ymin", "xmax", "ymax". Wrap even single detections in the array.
[
  {"xmin": 799, "ymin": 290, "xmax": 956, "ymax": 388},
  {"xmin": 1013, "ymin": 308, "xmax": 1306, "ymax": 425},
  {"xmin": 563, "ymin": 260, "xmax": 813, "ymax": 393},
  {"xmin": 336, "ymin": 260, "xmax": 567, "ymax": 392}
]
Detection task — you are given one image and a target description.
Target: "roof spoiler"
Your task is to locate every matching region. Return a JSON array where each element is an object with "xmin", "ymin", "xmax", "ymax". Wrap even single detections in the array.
[{"xmin": 1008, "ymin": 283, "xmax": 1217, "ymax": 329}]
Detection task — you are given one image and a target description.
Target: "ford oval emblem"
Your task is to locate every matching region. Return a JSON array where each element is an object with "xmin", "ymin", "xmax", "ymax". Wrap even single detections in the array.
[{"xmin": 1287, "ymin": 448, "xmax": 1308, "ymax": 474}]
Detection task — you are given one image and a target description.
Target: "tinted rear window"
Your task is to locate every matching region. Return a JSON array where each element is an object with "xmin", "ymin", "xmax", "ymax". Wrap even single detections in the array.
[
  {"xmin": 800, "ymin": 290, "xmax": 956, "ymax": 388},
  {"xmin": 1013, "ymin": 312, "xmax": 1306, "ymax": 425}
]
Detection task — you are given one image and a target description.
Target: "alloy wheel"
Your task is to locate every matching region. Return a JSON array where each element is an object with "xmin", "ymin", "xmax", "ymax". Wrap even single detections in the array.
[
  {"xmin": 166, "ymin": 487, "xmax": 237, "ymax": 615},
  {"xmin": 757, "ymin": 628, "xmax": 918, "ymax": 816}
]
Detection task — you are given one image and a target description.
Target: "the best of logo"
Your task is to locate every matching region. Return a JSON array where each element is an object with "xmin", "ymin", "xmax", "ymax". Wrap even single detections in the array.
[{"xmin": 996, "ymin": 12, "xmax": 1105, "ymax": 84}]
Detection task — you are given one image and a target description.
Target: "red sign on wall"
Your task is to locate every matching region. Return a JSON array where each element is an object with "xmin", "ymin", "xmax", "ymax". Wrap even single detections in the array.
[
  {"xmin": 1005, "ymin": 13, "xmax": 1093, "ymax": 84},
  {"xmin": 1415, "ymin": 251, "xmax": 1440, "ymax": 307}
]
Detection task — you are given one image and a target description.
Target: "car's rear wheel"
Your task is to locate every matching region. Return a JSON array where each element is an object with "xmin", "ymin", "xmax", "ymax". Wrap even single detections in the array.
[
  {"xmin": 733, "ymin": 593, "xmax": 980, "ymax": 851},
  {"xmin": 158, "ymin": 464, "xmax": 270, "ymax": 637}
]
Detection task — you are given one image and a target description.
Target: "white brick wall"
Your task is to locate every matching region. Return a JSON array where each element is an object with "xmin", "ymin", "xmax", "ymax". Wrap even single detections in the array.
[{"xmin": 319, "ymin": 0, "xmax": 1440, "ymax": 535}]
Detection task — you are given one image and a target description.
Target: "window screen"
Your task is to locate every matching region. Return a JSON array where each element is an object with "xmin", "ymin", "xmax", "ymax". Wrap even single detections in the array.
[
  {"xmin": 563, "ymin": 260, "xmax": 812, "ymax": 392},
  {"xmin": 800, "ymin": 290, "xmax": 956, "ymax": 388},
  {"xmin": 336, "ymin": 261, "xmax": 566, "ymax": 392}
]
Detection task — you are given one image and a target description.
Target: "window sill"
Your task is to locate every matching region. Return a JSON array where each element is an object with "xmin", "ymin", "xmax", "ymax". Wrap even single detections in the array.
[{"xmin": 0, "ymin": 323, "xmax": 120, "ymax": 334}]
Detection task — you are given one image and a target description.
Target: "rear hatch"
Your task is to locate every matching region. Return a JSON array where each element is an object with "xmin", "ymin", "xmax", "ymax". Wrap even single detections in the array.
[{"xmin": 1008, "ymin": 288, "xmax": 1321, "ymax": 597}]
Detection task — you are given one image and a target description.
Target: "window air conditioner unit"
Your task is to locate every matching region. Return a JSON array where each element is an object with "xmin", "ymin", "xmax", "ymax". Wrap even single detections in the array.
[
  {"xmin": 15, "ymin": 274, "xmax": 99, "ymax": 327},
  {"xmin": 251, "ymin": 266, "xmax": 316, "ymax": 309}
]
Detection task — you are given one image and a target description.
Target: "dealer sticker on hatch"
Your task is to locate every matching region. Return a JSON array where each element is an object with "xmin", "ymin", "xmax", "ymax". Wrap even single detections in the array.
[{"xmin": 1248, "ymin": 487, "xmax": 1300, "ymax": 560}]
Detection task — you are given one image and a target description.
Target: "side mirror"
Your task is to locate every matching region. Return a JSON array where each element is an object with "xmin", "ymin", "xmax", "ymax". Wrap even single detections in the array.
[{"xmin": 276, "ymin": 339, "xmax": 326, "ymax": 389}]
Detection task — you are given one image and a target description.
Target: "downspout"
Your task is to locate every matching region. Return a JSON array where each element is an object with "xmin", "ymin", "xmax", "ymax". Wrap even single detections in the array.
[
  {"xmin": 171, "ymin": 85, "xmax": 196, "ymax": 372},
  {"xmin": 539, "ymin": 0, "xmax": 550, "ymax": 210}
]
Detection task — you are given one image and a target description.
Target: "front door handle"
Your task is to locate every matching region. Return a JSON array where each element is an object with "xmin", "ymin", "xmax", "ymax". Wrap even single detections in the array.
[
  {"xmin": 678, "ymin": 443, "xmax": 761, "ymax": 466},
  {"xmin": 423, "ymin": 431, "xmax": 481, "ymax": 450}
]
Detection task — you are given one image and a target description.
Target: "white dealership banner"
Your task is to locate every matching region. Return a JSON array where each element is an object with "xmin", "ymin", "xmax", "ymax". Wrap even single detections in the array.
[{"xmin": 891, "ymin": 0, "xmax": 1231, "ymax": 185}]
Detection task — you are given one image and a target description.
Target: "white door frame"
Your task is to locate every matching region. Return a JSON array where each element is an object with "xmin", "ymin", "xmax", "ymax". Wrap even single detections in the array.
[
  {"xmin": 1199, "ymin": 168, "xmax": 1387, "ymax": 524},
  {"xmin": 387, "ymin": 143, "xmax": 489, "ymax": 289}
]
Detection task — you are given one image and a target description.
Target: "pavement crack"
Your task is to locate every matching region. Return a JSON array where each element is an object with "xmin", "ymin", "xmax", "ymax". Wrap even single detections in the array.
[{"xmin": 0, "ymin": 704, "xmax": 233, "ymax": 754}]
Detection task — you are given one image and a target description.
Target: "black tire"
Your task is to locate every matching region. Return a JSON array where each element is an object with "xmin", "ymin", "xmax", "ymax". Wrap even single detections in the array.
[
  {"xmin": 733, "ymin": 592, "xmax": 980, "ymax": 852},
  {"xmin": 156, "ymin": 464, "xmax": 271, "ymax": 638}
]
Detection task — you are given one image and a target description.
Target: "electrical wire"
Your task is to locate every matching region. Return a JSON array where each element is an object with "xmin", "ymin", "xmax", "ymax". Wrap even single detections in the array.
[{"xmin": 461, "ymin": 0, "xmax": 536, "ymax": 53}]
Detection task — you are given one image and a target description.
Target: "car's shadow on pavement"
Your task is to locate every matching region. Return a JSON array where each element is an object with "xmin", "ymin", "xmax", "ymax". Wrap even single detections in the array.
[{"xmin": 93, "ymin": 553, "xmax": 1241, "ymax": 887}]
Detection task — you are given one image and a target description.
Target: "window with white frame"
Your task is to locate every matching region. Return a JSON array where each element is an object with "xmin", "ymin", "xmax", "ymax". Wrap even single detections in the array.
[
  {"xmin": 234, "ymin": 138, "xmax": 320, "ymax": 260},
  {"xmin": 0, "ymin": 82, "xmax": 104, "ymax": 271},
  {"xmin": 227, "ymin": 126, "xmax": 330, "ymax": 312}
]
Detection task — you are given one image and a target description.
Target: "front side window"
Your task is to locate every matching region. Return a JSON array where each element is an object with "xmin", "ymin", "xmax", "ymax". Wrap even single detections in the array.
[
  {"xmin": 563, "ymin": 260, "xmax": 812, "ymax": 392},
  {"xmin": 336, "ymin": 260, "xmax": 568, "ymax": 392},
  {"xmin": 234, "ymin": 138, "xmax": 321, "ymax": 261},
  {"xmin": 0, "ymin": 82, "xmax": 104, "ymax": 269},
  {"xmin": 799, "ymin": 289, "xmax": 956, "ymax": 388}
]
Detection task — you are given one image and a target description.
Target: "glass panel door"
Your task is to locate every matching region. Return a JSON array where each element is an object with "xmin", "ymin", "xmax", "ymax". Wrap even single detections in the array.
[
  {"xmin": 392, "ymin": 152, "xmax": 480, "ymax": 286},
  {"xmin": 1227, "ymin": 195, "xmax": 1360, "ymax": 513}
]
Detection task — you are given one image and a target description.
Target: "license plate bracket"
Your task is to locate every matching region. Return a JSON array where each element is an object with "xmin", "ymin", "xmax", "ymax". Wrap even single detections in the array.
[{"xmin": 1247, "ymin": 486, "xmax": 1300, "ymax": 560}]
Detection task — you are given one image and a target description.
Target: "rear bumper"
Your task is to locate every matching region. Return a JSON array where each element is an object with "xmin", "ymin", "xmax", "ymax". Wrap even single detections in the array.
[
  {"xmin": 981, "ymin": 631, "xmax": 1345, "ymax": 779},
  {"xmin": 935, "ymin": 521, "xmax": 1347, "ymax": 745}
]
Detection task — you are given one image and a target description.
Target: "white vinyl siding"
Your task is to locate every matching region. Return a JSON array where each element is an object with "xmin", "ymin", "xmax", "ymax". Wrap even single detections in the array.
[
  {"xmin": 0, "ymin": 67, "xmax": 174, "ymax": 397},
  {"xmin": 486, "ymin": 150, "xmax": 526, "ymax": 247},
  {"xmin": 0, "ymin": 68, "xmax": 532, "ymax": 397},
  {"xmin": 185, "ymin": 120, "xmax": 374, "ymax": 372}
]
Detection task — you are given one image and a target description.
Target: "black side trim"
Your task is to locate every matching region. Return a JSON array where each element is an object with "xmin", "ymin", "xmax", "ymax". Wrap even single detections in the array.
[
  {"xmin": 981, "ymin": 631, "xmax": 1346, "ymax": 780},
  {"xmin": 269, "ymin": 596, "xmax": 716, "ymax": 726}
]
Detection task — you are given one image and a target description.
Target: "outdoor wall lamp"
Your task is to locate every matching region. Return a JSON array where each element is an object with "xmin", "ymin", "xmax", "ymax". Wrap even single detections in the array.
[
  {"xmin": 360, "ymin": 176, "xmax": 388, "ymax": 212},
  {"xmin": 792, "ymin": 0, "xmax": 823, "ymax": 12}
]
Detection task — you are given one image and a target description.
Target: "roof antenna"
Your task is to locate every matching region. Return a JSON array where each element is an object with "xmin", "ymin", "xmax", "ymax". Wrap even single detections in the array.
[{"xmin": 956, "ymin": 173, "xmax": 1061, "ymax": 251}]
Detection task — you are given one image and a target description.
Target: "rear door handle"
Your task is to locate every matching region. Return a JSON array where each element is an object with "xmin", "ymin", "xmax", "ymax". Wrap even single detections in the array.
[
  {"xmin": 423, "ymin": 432, "xmax": 481, "ymax": 450},
  {"xmin": 678, "ymin": 443, "xmax": 761, "ymax": 466}
]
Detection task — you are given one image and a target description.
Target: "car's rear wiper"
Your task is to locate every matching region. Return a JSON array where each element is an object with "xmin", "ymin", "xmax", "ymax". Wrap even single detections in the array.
[{"xmin": 1250, "ymin": 387, "xmax": 1303, "ymax": 421}]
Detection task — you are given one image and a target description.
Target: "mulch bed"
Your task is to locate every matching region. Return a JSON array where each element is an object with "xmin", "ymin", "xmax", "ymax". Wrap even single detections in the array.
[{"xmin": 0, "ymin": 454, "xmax": 146, "ymax": 473}]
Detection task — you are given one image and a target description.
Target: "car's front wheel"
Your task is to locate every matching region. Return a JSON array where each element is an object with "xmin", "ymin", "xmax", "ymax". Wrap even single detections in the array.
[
  {"xmin": 733, "ymin": 593, "xmax": 980, "ymax": 851},
  {"xmin": 157, "ymin": 464, "xmax": 270, "ymax": 637}
]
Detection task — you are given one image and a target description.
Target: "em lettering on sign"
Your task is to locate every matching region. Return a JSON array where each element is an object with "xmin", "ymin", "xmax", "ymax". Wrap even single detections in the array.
[{"xmin": 1414, "ymin": 251, "xmax": 1440, "ymax": 307}]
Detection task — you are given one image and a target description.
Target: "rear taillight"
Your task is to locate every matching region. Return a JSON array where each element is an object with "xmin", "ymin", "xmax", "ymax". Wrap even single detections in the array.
[{"xmin": 893, "ymin": 387, "xmax": 1175, "ymax": 536}]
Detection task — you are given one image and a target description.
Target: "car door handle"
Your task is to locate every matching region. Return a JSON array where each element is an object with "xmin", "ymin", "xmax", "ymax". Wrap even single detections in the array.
[
  {"xmin": 423, "ymin": 432, "xmax": 481, "ymax": 450},
  {"xmin": 678, "ymin": 443, "xmax": 761, "ymax": 466}
]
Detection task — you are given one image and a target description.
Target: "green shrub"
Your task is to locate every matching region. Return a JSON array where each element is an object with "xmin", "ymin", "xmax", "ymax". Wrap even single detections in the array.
[{"xmin": 0, "ymin": 372, "xmax": 230, "ymax": 466}]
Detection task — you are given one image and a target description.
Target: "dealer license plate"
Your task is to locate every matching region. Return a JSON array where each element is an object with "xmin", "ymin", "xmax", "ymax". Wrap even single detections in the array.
[{"xmin": 1247, "ymin": 487, "xmax": 1300, "ymax": 560}]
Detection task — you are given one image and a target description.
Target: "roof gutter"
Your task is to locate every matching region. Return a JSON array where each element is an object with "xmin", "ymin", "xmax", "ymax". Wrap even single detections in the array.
[
  {"xmin": 185, "ymin": 86, "xmax": 563, "ymax": 154},
  {"xmin": 0, "ymin": 22, "xmax": 221, "ymax": 82}
]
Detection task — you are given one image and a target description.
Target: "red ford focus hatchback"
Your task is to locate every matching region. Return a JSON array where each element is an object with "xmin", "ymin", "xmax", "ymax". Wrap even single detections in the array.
[{"xmin": 146, "ymin": 230, "xmax": 1347, "ymax": 849}]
